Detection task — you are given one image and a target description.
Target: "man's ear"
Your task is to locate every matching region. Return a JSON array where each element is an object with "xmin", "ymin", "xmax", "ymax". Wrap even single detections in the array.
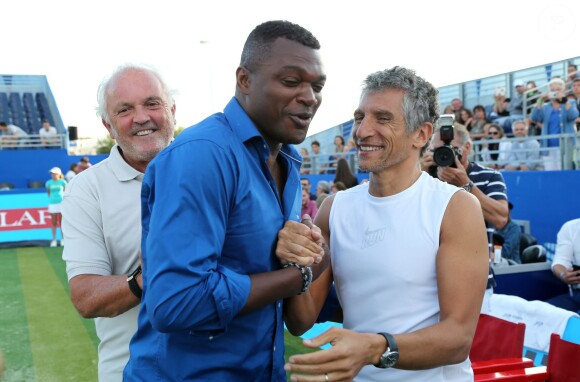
[
  {"xmin": 102, "ymin": 119, "xmax": 114, "ymax": 139},
  {"xmin": 236, "ymin": 66, "xmax": 251, "ymax": 95},
  {"xmin": 414, "ymin": 122, "xmax": 433, "ymax": 149}
]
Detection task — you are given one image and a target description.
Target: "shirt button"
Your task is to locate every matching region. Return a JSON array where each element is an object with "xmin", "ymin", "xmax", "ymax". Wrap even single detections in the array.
[
  {"xmin": 209, "ymin": 336, "xmax": 214, "ymax": 340},
  {"xmin": 273, "ymin": 346, "xmax": 276, "ymax": 352},
  {"xmin": 278, "ymin": 302, "xmax": 281, "ymax": 308}
]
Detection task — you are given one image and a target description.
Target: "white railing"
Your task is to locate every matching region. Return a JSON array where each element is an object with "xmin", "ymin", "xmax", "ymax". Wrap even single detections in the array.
[
  {"xmin": 0, "ymin": 133, "xmax": 67, "ymax": 150},
  {"xmin": 302, "ymin": 132, "xmax": 580, "ymax": 174}
]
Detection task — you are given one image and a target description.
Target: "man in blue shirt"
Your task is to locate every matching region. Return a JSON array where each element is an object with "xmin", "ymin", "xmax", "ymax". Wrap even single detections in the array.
[{"xmin": 124, "ymin": 20, "xmax": 328, "ymax": 381}]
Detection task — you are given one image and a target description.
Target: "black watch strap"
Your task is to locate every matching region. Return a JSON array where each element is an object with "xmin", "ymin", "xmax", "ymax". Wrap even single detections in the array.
[{"xmin": 127, "ymin": 265, "xmax": 142, "ymax": 299}]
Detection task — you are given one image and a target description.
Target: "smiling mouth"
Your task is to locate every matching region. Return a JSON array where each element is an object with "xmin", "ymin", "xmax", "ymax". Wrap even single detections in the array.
[
  {"xmin": 358, "ymin": 145, "xmax": 383, "ymax": 152},
  {"xmin": 135, "ymin": 129, "xmax": 154, "ymax": 136}
]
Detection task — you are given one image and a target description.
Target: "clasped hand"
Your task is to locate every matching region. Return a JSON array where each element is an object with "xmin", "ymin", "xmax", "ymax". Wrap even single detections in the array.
[{"xmin": 277, "ymin": 214, "xmax": 325, "ymax": 267}]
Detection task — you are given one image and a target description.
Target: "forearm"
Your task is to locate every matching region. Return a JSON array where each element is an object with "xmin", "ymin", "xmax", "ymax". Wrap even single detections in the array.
[
  {"xmin": 283, "ymin": 266, "xmax": 332, "ymax": 335},
  {"xmin": 241, "ymin": 267, "xmax": 308, "ymax": 315},
  {"xmin": 394, "ymin": 320, "xmax": 475, "ymax": 369},
  {"xmin": 472, "ymin": 187, "xmax": 508, "ymax": 228},
  {"xmin": 69, "ymin": 273, "xmax": 140, "ymax": 318}
]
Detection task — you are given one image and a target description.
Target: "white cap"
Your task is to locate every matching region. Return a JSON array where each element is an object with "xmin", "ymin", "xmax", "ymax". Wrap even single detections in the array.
[
  {"xmin": 49, "ymin": 167, "xmax": 62, "ymax": 175},
  {"xmin": 514, "ymin": 80, "xmax": 525, "ymax": 87}
]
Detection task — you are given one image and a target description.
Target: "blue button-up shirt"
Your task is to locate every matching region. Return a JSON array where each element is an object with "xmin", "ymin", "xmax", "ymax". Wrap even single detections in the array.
[{"xmin": 124, "ymin": 98, "xmax": 302, "ymax": 381}]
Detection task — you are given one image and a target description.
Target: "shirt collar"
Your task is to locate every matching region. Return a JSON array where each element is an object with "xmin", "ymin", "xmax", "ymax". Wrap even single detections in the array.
[
  {"xmin": 109, "ymin": 144, "xmax": 144, "ymax": 182},
  {"xmin": 223, "ymin": 97, "xmax": 302, "ymax": 165}
]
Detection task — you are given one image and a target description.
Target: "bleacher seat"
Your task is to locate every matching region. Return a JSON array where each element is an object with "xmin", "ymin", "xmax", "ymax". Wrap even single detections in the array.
[
  {"xmin": 8, "ymin": 93, "xmax": 26, "ymax": 129},
  {"xmin": 35, "ymin": 92, "xmax": 55, "ymax": 126},
  {"xmin": 0, "ymin": 92, "xmax": 10, "ymax": 123}
]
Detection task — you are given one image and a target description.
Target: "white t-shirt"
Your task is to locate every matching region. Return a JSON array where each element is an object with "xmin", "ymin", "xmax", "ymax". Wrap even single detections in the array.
[
  {"xmin": 39, "ymin": 125, "xmax": 58, "ymax": 144},
  {"xmin": 7, "ymin": 124, "xmax": 28, "ymax": 137},
  {"xmin": 551, "ymin": 218, "xmax": 580, "ymax": 276},
  {"xmin": 62, "ymin": 145, "xmax": 142, "ymax": 381},
  {"xmin": 329, "ymin": 172, "xmax": 472, "ymax": 381}
]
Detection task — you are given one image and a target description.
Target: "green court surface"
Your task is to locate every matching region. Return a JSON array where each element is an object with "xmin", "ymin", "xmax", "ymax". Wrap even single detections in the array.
[{"xmin": 0, "ymin": 247, "xmax": 315, "ymax": 381}]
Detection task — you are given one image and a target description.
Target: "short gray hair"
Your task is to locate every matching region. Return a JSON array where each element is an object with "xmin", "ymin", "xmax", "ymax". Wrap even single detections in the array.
[
  {"xmin": 317, "ymin": 180, "xmax": 330, "ymax": 193},
  {"xmin": 361, "ymin": 66, "xmax": 440, "ymax": 135},
  {"xmin": 96, "ymin": 63, "xmax": 175, "ymax": 124}
]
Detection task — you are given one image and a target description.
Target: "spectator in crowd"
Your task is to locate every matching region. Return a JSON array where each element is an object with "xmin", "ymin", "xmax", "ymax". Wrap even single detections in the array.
[
  {"xmin": 311, "ymin": 139, "xmax": 326, "ymax": 174},
  {"xmin": 330, "ymin": 181, "xmax": 346, "ymax": 194},
  {"xmin": 61, "ymin": 63, "xmax": 177, "ymax": 381},
  {"xmin": 299, "ymin": 147, "xmax": 311, "ymax": 174},
  {"xmin": 301, "ymin": 187, "xmax": 318, "ymax": 219},
  {"xmin": 423, "ymin": 124, "xmax": 509, "ymax": 314},
  {"xmin": 567, "ymin": 64, "xmax": 579, "ymax": 89},
  {"xmin": 124, "ymin": 20, "xmax": 328, "ymax": 381},
  {"xmin": 46, "ymin": 167, "xmax": 67, "ymax": 247},
  {"xmin": 325, "ymin": 135, "xmax": 345, "ymax": 174},
  {"xmin": 64, "ymin": 163, "xmax": 78, "ymax": 182},
  {"xmin": 301, "ymin": 177, "xmax": 316, "ymax": 200},
  {"xmin": 480, "ymin": 124, "xmax": 511, "ymax": 169},
  {"xmin": 39, "ymin": 119, "xmax": 58, "ymax": 147},
  {"xmin": 491, "ymin": 81, "xmax": 525, "ymax": 135},
  {"xmin": 468, "ymin": 105, "xmax": 489, "ymax": 141},
  {"xmin": 494, "ymin": 202, "xmax": 521, "ymax": 264},
  {"xmin": 443, "ymin": 104, "xmax": 455, "ymax": 115},
  {"xmin": 530, "ymin": 77, "xmax": 579, "ymax": 170},
  {"xmin": 460, "ymin": 108, "xmax": 474, "ymax": 129},
  {"xmin": 572, "ymin": 78, "xmax": 580, "ymax": 129},
  {"xmin": 525, "ymin": 80, "xmax": 542, "ymax": 135},
  {"xmin": 283, "ymin": 66, "xmax": 488, "ymax": 381},
  {"xmin": 316, "ymin": 180, "xmax": 331, "ymax": 208},
  {"xmin": 547, "ymin": 218, "xmax": 580, "ymax": 314},
  {"xmin": 0, "ymin": 121, "xmax": 29, "ymax": 147},
  {"xmin": 451, "ymin": 97, "xmax": 463, "ymax": 122},
  {"xmin": 333, "ymin": 157, "xmax": 358, "ymax": 189},
  {"xmin": 504, "ymin": 120, "xmax": 541, "ymax": 171},
  {"xmin": 76, "ymin": 156, "xmax": 92, "ymax": 172}
]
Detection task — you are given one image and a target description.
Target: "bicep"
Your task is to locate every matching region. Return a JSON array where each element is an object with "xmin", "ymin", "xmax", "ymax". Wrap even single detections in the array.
[{"xmin": 437, "ymin": 192, "xmax": 488, "ymax": 324}]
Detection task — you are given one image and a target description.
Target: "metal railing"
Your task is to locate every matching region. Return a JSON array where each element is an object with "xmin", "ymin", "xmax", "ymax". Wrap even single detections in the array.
[
  {"xmin": 302, "ymin": 132, "xmax": 580, "ymax": 174},
  {"xmin": 0, "ymin": 133, "xmax": 67, "ymax": 150}
]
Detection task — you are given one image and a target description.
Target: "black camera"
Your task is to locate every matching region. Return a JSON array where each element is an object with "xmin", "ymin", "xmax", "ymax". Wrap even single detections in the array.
[{"xmin": 433, "ymin": 115, "xmax": 461, "ymax": 168}]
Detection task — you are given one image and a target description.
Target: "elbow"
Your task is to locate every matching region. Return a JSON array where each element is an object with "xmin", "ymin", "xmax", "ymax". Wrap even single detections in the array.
[
  {"xmin": 494, "ymin": 215, "xmax": 509, "ymax": 230},
  {"xmin": 71, "ymin": 298, "xmax": 99, "ymax": 319}
]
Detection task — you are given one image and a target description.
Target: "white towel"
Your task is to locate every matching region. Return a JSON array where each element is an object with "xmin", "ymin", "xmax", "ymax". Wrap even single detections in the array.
[{"xmin": 489, "ymin": 293, "xmax": 579, "ymax": 352}]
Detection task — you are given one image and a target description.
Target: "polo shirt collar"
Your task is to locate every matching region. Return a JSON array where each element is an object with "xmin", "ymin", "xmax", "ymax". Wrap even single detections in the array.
[{"xmin": 109, "ymin": 144, "xmax": 144, "ymax": 182}]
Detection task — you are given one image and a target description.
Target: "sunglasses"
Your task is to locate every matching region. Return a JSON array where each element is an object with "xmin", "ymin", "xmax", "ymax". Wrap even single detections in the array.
[{"xmin": 489, "ymin": 131, "xmax": 500, "ymax": 136}]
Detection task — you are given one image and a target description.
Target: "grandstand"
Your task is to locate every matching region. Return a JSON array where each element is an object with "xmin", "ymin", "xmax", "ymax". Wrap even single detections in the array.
[
  {"xmin": 300, "ymin": 56, "xmax": 580, "ymax": 158},
  {"xmin": 0, "ymin": 75, "xmax": 65, "ymax": 137}
]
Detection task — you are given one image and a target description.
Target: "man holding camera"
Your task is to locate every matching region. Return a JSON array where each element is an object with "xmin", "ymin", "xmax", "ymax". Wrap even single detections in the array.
[{"xmin": 422, "ymin": 123, "xmax": 509, "ymax": 313}]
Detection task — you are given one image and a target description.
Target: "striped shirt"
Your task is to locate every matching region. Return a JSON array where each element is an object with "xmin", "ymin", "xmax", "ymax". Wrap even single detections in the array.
[{"xmin": 467, "ymin": 162, "xmax": 508, "ymax": 289}]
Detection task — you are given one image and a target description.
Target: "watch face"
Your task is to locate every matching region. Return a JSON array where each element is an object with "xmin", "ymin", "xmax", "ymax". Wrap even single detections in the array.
[{"xmin": 385, "ymin": 352, "xmax": 399, "ymax": 367}]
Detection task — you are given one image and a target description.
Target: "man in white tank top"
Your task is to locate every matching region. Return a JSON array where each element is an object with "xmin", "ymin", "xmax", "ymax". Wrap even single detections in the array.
[{"xmin": 282, "ymin": 67, "xmax": 489, "ymax": 381}]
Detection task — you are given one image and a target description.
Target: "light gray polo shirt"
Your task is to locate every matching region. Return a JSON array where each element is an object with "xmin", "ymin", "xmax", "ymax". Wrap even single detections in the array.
[{"xmin": 62, "ymin": 145, "xmax": 142, "ymax": 381}]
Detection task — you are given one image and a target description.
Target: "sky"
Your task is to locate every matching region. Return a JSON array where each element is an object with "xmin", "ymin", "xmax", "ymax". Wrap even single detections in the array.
[{"xmin": 3, "ymin": 0, "xmax": 579, "ymax": 139}]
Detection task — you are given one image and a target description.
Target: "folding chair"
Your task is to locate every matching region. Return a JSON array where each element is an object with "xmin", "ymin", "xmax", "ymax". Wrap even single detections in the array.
[
  {"xmin": 475, "ymin": 333, "xmax": 580, "ymax": 381},
  {"xmin": 470, "ymin": 314, "xmax": 530, "ymax": 375}
]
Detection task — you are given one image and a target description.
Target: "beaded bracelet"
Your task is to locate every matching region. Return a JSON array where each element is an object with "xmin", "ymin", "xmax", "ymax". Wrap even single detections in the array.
[{"xmin": 283, "ymin": 262, "xmax": 313, "ymax": 294}]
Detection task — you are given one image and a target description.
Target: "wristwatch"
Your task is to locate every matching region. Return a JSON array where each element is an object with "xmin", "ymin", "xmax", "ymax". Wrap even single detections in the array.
[
  {"xmin": 462, "ymin": 180, "xmax": 474, "ymax": 193},
  {"xmin": 374, "ymin": 332, "xmax": 399, "ymax": 368},
  {"xmin": 127, "ymin": 265, "xmax": 143, "ymax": 299}
]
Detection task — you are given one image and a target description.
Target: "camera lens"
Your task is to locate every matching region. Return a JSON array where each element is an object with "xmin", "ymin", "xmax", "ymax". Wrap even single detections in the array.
[{"xmin": 433, "ymin": 146, "xmax": 456, "ymax": 167}]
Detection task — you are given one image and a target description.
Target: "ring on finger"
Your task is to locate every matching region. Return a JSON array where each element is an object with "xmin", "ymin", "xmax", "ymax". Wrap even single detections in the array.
[{"xmin": 325, "ymin": 372, "xmax": 329, "ymax": 382}]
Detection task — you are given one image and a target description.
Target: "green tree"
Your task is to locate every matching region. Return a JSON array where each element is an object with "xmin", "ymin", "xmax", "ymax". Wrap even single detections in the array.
[{"xmin": 95, "ymin": 135, "xmax": 115, "ymax": 154}]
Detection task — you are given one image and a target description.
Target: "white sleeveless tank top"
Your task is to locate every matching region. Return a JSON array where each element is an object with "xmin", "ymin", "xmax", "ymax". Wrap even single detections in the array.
[{"xmin": 329, "ymin": 172, "xmax": 473, "ymax": 381}]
